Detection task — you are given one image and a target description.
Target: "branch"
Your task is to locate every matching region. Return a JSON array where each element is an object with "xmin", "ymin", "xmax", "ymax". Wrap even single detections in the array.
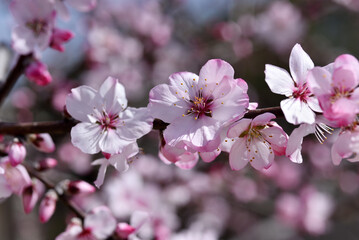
[
  {"xmin": 0, "ymin": 107, "xmax": 283, "ymax": 135},
  {"xmin": 0, "ymin": 54, "xmax": 33, "ymax": 107}
]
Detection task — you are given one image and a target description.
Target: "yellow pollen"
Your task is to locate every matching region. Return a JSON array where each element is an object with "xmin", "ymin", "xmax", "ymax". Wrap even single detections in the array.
[
  {"xmin": 216, "ymin": 83, "xmax": 219, "ymax": 85},
  {"xmin": 181, "ymin": 83, "xmax": 183, "ymax": 85},
  {"xmin": 222, "ymin": 93, "xmax": 224, "ymax": 95},
  {"xmin": 205, "ymin": 78, "xmax": 207, "ymax": 81},
  {"xmin": 269, "ymin": 147, "xmax": 272, "ymax": 149},
  {"xmin": 193, "ymin": 78, "xmax": 196, "ymax": 81},
  {"xmin": 182, "ymin": 97, "xmax": 185, "ymax": 99},
  {"xmin": 175, "ymin": 92, "xmax": 178, "ymax": 94},
  {"xmin": 182, "ymin": 114, "xmax": 185, "ymax": 117},
  {"xmin": 191, "ymin": 85, "xmax": 194, "ymax": 88},
  {"xmin": 174, "ymin": 103, "xmax": 176, "ymax": 106},
  {"xmin": 200, "ymin": 87, "xmax": 203, "ymax": 90},
  {"xmin": 205, "ymin": 84, "xmax": 207, "ymax": 87},
  {"xmin": 231, "ymin": 139, "xmax": 234, "ymax": 141},
  {"xmin": 185, "ymin": 90, "xmax": 188, "ymax": 93},
  {"xmin": 195, "ymin": 117, "xmax": 198, "ymax": 120},
  {"xmin": 225, "ymin": 140, "xmax": 228, "ymax": 142},
  {"xmin": 217, "ymin": 148, "xmax": 220, "ymax": 151},
  {"xmin": 221, "ymin": 102, "xmax": 224, "ymax": 104}
]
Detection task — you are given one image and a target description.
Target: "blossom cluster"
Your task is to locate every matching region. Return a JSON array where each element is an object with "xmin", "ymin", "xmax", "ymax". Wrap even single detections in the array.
[{"xmin": 2, "ymin": 0, "xmax": 359, "ymax": 239}]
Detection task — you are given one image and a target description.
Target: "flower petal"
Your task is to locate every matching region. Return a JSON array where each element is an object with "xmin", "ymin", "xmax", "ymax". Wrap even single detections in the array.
[
  {"xmin": 66, "ymin": 86, "xmax": 101, "ymax": 122},
  {"xmin": 71, "ymin": 123, "xmax": 102, "ymax": 154},
  {"xmin": 286, "ymin": 123, "xmax": 315, "ymax": 163},
  {"xmin": 227, "ymin": 119, "xmax": 252, "ymax": 138},
  {"xmin": 289, "ymin": 44, "xmax": 314, "ymax": 85},
  {"xmin": 281, "ymin": 98, "xmax": 316, "ymax": 125},
  {"xmin": 99, "ymin": 76, "xmax": 127, "ymax": 113},
  {"xmin": 265, "ymin": 64, "xmax": 295, "ymax": 96},
  {"xmin": 229, "ymin": 138, "xmax": 248, "ymax": 170},
  {"xmin": 307, "ymin": 67, "xmax": 332, "ymax": 97},
  {"xmin": 119, "ymin": 107, "xmax": 153, "ymax": 140},
  {"xmin": 85, "ymin": 206, "xmax": 116, "ymax": 239},
  {"xmin": 148, "ymin": 84, "xmax": 187, "ymax": 123}
]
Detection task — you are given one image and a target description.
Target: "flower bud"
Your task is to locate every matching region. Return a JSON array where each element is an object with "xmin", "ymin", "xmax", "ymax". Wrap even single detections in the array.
[
  {"xmin": 8, "ymin": 140, "xmax": 26, "ymax": 167},
  {"xmin": 25, "ymin": 61, "xmax": 52, "ymax": 86},
  {"xmin": 28, "ymin": 133, "xmax": 55, "ymax": 153},
  {"xmin": 35, "ymin": 158, "xmax": 58, "ymax": 171},
  {"xmin": 22, "ymin": 184, "xmax": 39, "ymax": 214},
  {"xmin": 50, "ymin": 28, "xmax": 74, "ymax": 52},
  {"xmin": 67, "ymin": 180, "xmax": 96, "ymax": 195},
  {"xmin": 115, "ymin": 223, "xmax": 136, "ymax": 239},
  {"xmin": 39, "ymin": 190, "xmax": 58, "ymax": 223}
]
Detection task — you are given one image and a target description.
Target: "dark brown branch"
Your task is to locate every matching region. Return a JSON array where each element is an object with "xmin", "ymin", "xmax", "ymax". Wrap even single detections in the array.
[
  {"xmin": 0, "ymin": 54, "xmax": 33, "ymax": 107},
  {"xmin": 0, "ymin": 107, "xmax": 283, "ymax": 135},
  {"xmin": 25, "ymin": 165, "xmax": 85, "ymax": 219}
]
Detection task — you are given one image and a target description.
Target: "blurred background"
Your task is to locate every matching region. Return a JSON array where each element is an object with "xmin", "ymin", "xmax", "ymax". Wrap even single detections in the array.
[{"xmin": 1, "ymin": 0, "xmax": 359, "ymax": 239}]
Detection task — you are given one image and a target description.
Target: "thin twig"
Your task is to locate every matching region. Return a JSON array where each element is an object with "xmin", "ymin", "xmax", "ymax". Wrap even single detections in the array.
[
  {"xmin": 0, "ymin": 107, "xmax": 283, "ymax": 135},
  {"xmin": 0, "ymin": 54, "xmax": 32, "ymax": 107}
]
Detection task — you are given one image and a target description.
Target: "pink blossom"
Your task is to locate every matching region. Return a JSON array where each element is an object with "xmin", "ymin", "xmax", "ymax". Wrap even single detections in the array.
[
  {"xmin": 255, "ymin": 1, "xmax": 305, "ymax": 54},
  {"xmin": 10, "ymin": 0, "xmax": 56, "ymax": 54},
  {"xmin": 228, "ymin": 113, "xmax": 288, "ymax": 170},
  {"xmin": 25, "ymin": 61, "xmax": 52, "ymax": 86},
  {"xmin": 8, "ymin": 140, "xmax": 26, "ymax": 166},
  {"xmin": 307, "ymin": 54, "xmax": 359, "ymax": 127},
  {"xmin": 66, "ymin": 76, "xmax": 153, "ymax": 155},
  {"xmin": 28, "ymin": 133, "xmax": 55, "ymax": 153},
  {"xmin": 0, "ymin": 157, "xmax": 31, "ymax": 199},
  {"xmin": 50, "ymin": 28, "xmax": 74, "ymax": 52},
  {"xmin": 39, "ymin": 190, "xmax": 58, "ymax": 223},
  {"xmin": 331, "ymin": 124, "xmax": 359, "ymax": 165},
  {"xmin": 116, "ymin": 211, "xmax": 150, "ymax": 240},
  {"xmin": 56, "ymin": 206, "xmax": 116, "ymax": 240},
  {"xmin": 148, "ymin": 59, "xmax": 249, "ymax": 152},
  {"xmin": 265, "ymin": 44, "xmax": 321, "ymax": 125},
  {"xmin": 92, "ymin": 143, "xmax": 138, "ymax": 188},
  {"xmin": 159, "ymin": 144, "xmax": 199, "ymax": 170}
]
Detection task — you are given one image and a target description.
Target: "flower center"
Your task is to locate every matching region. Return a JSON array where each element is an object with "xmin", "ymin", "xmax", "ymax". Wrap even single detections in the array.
[
  {"xmin": 186, "ymin": 92, "xmax": 213, "ymax": 120},
  {"xmin": 330, "ymin": 87, "xmax": 353, "ymax": 103},
  {"xmin": 26, "ymin": 19, "xmax": 48, "ymax": 36},
  {"xmin": 97, "ymin": 111, "xmax": 119, "ymax": 130},
  {"xmin": 292, "ymin": 83, "xmax": 311, "ymax": 102}
]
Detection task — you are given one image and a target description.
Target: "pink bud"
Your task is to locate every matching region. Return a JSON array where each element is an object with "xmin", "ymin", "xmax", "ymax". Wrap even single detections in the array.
[
  {"xmin": 8, "ymin": 141, "xmax": 26, "ymax": 167},
  {"xmin": 25, "ymin": 61, "xmax": 52, "ymax": 86},
  {"xmin": 22, "ymin": 184, "xmax": 39, "ymax": 214},
  {"xmin": 28, "ymin": 133, "xmax": 55, "ymax": 153},
  {"xmin": 67, "ymin": 180, "xmax": 96, "ymax": 195},
  {"xmin": 50, "ymin": 28, "xmax": 74, "ymax": 52},
  {"xmin": 39, "ymin": 190, "xmax": 58, "ymax": 223},
  {"xmin": 35, "ymin": 158, "xmax": 58, "ymax": 171},
  {"xmin": 116, "ymin": 223, "xmax": 136, "ymax": 239}
]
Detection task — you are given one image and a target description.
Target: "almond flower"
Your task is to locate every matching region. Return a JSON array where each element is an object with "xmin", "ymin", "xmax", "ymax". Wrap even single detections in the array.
[
  {"xmin": 10, "ymin": 0, "xmax": 56, "ymax": 54},
  {"xmin": 148, "ymin": 59, "xmax": 249, "ymax": 152},
  {"xmin": 227, "ymin": 113, "xmax": 288, "ymax": 170},
  {"xmin": 265, "ymin": 44, "xmax": 322, "ymax": 125},
  {"xmin": 66, "ymin": 76, "xmax": 153, "ymax": 155},
  {"xmin": 307, "ymin": 54, "xmax": 359, "ymax": 127},
  {"xmin": 56, "ymin": 206, "xmax": 116, "ymax": 240}
]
